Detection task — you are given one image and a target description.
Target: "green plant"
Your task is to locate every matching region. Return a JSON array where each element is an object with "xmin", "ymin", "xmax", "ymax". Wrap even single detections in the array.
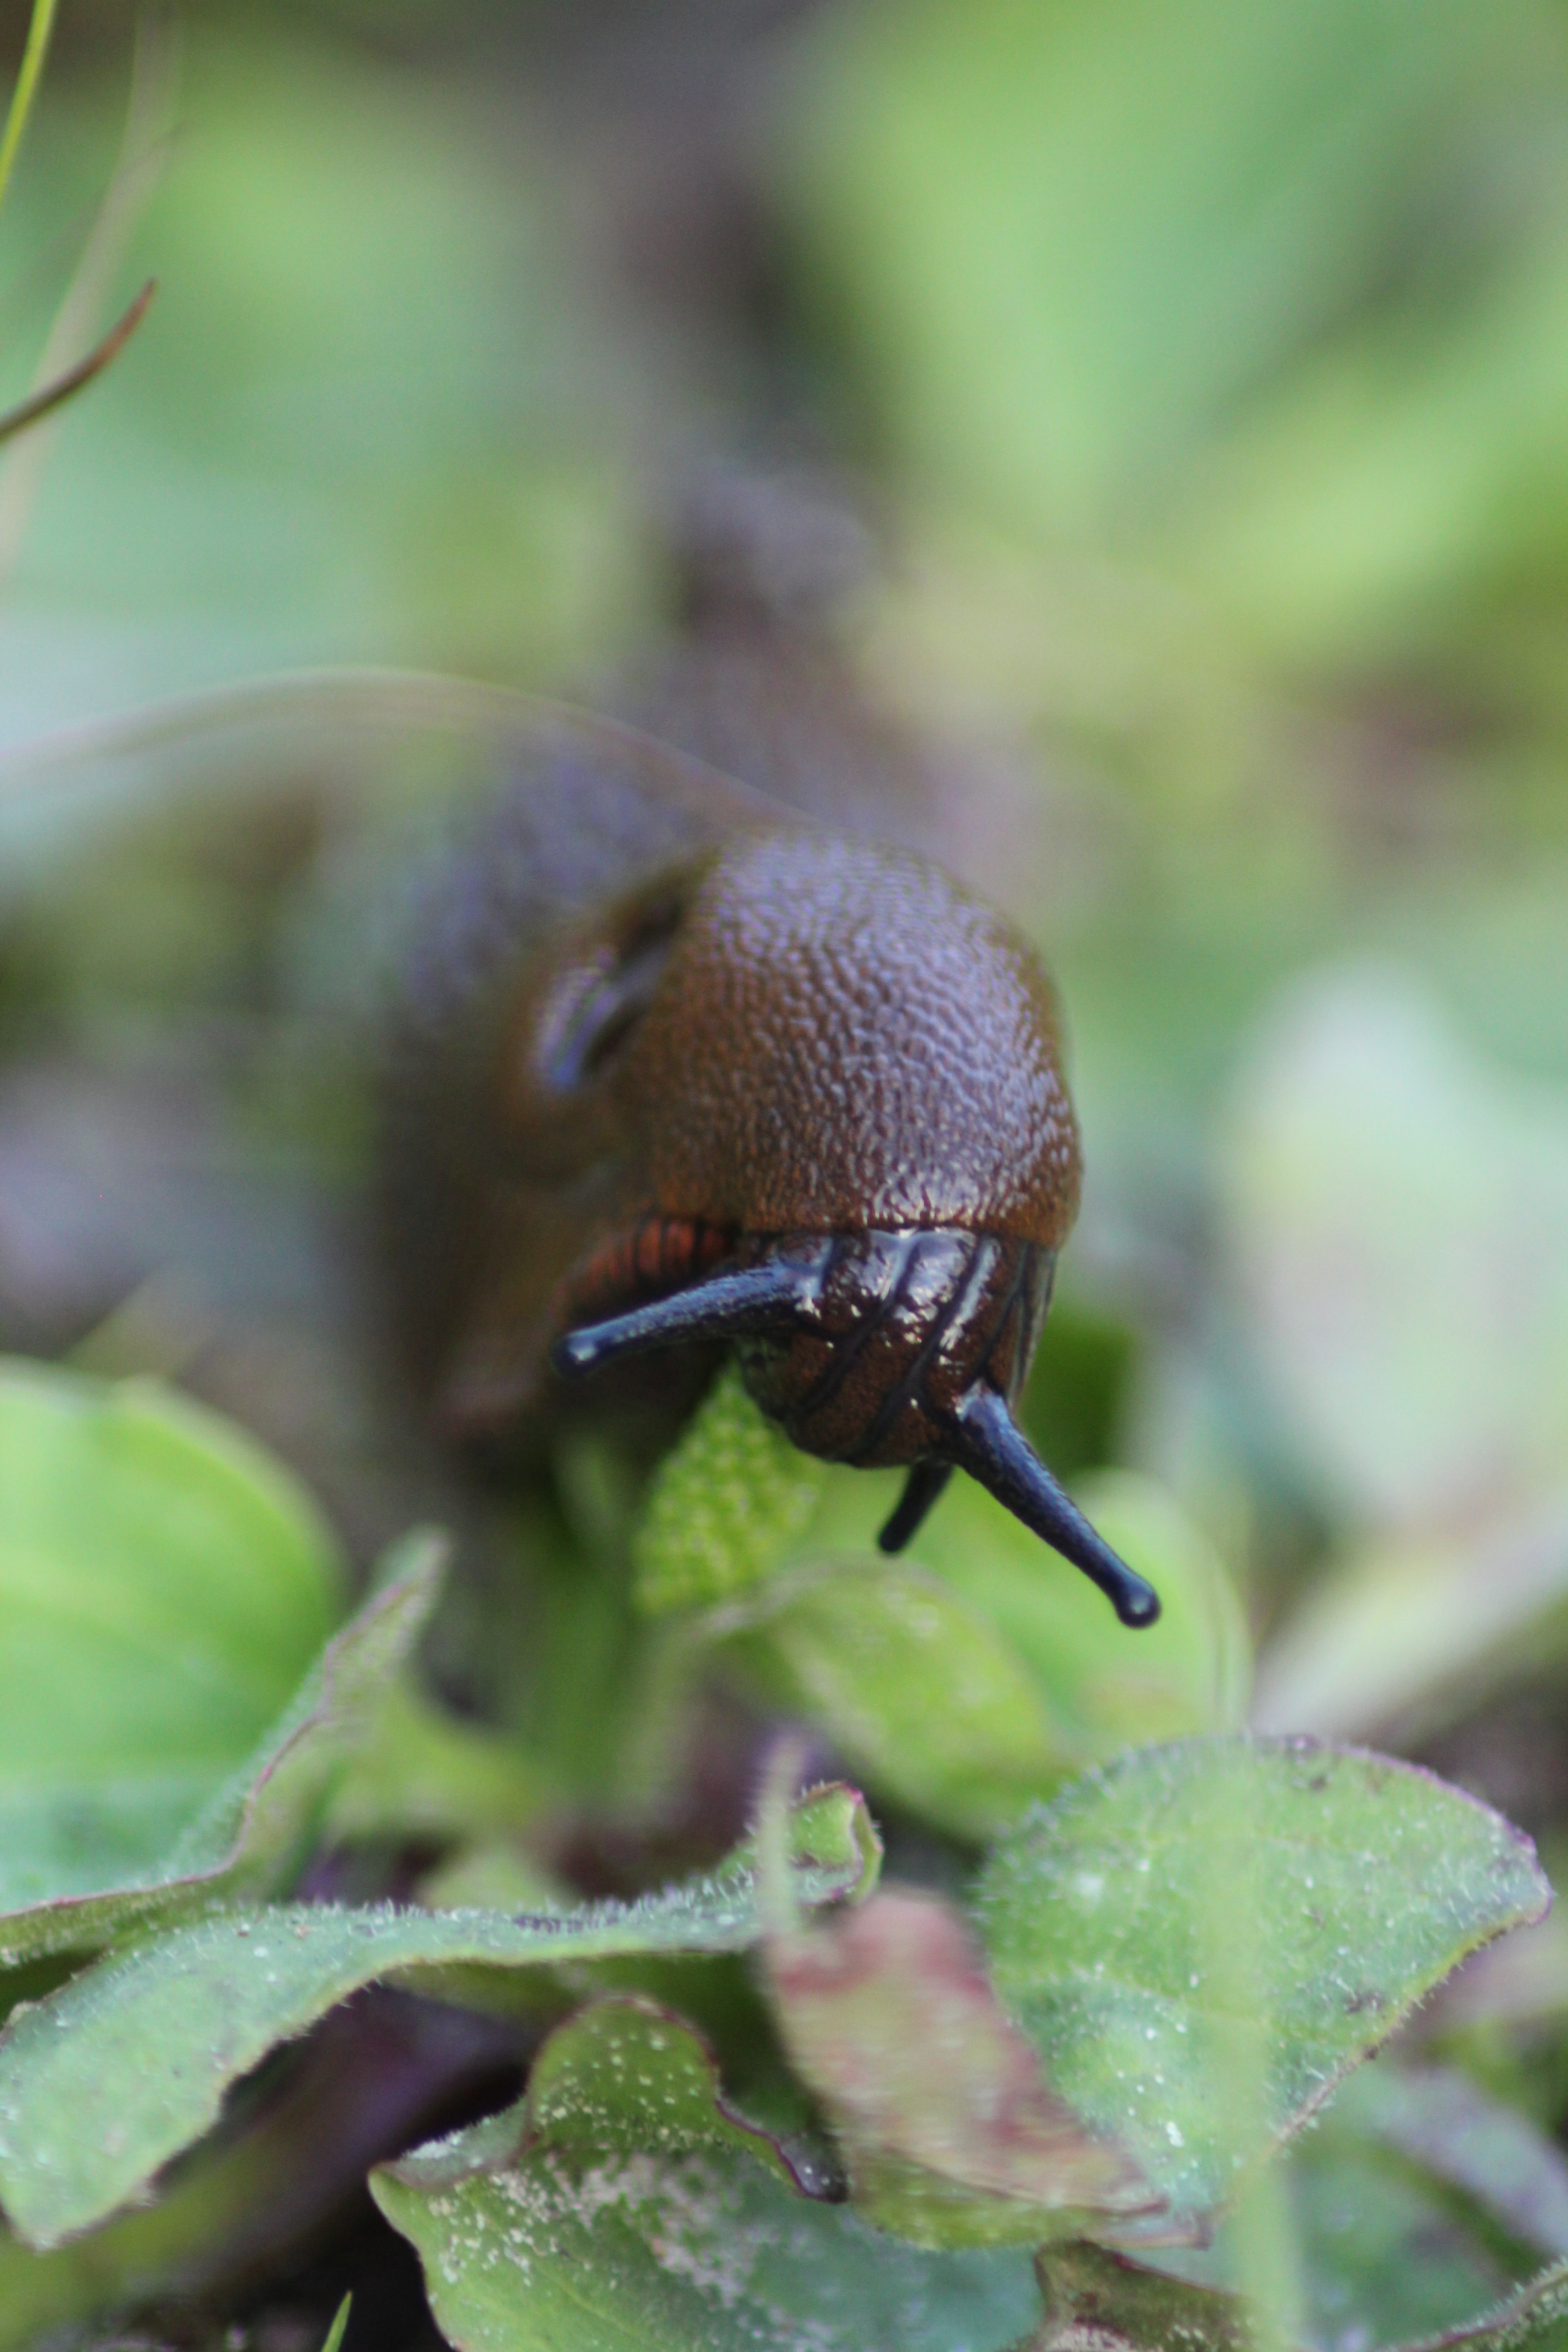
[{"xmin": 0, "ymin": 1350, "xmax": 1560, "ymax": 2351}]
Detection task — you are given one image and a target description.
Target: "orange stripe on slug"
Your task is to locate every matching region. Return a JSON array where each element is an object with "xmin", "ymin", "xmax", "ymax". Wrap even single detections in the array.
[{"xmin": 555, "ymin": 1214, "xmax": 739, "ymax": 1335}]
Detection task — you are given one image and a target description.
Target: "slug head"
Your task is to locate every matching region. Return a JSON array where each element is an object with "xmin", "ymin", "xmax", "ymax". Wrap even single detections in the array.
[
  {"xmin": 554, "ymin": 1226, "xmax": 1158, "ymax": 1627},
  {"xmin": 528, "ymin": 829, "xmax": 1153, "ymax": 1621},
  {"xmin": 620, "ymin": 831, "xmax": 1084, "ymax": 1247}
]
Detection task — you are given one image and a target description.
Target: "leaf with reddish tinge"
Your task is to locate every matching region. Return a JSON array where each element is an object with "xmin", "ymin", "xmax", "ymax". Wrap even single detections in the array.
[
  {"xmin": 766, "ymin": 1886, "xmax": 1160, "ymax": 2246},
  {"xmin": 373, "ymin": 1996, "xmax": 1043, "ymax": 2352}
]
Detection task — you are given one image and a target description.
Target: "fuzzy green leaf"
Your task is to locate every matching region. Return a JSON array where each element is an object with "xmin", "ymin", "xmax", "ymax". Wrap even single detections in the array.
[
  {"xmin": 1423, "ymin": 2263, "xmax": 1568, "ymax": 2350},
  {"xmin": 974, "ymin": 1737, "xmax": 1550, "ymax": 2240},
  {"xmin": 324, "ymin": 1675, "xmax": 555, "ymax": 1845},
  {"xmin": 902, "ymin": 1466, "xmax": 1253, "ymax": 1757},
  {"xmin": 0, "ymin": 1783, "xmax": 879, "ymax": 2248},
  {"xmin": 633, "ymin": 1361, "xmax": 828, "ymax": 1614},
  {"xmin": 373, "ymin": 1996, "xmax": 1043, "ymax": 2352},
  {"xmin": 705, "ymin": 1558, "xmax": 1067, "ymax": 1838},
  {"xmin": 642, "ymin": 1376, "xmax": 1248, "ymax": 1827}
]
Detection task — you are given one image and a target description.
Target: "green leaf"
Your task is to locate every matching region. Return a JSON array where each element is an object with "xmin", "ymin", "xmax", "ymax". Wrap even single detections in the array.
[
  {"xmin": 0, "ymin": 1990, "xmax": 389, "ymax": 2352},
  {"xmin": 1156, "ymin": 2073, "xmax": 1543, "ymax": 2346},
  {"xmin": 0, "ymin": 1359, "xmax": 343, "ymax": 1913},
  {"xmin": 1425, "ymin": 2262, "xmax": 1568, "ymax": 2349},
  {"xmin": 1032, "ymin": 2245, "xmax": 1568, "ymax": 2352},
  {"xmin": 1332, "ymin": 2063, "xmax": 1568, "ymax": 2263},
  {"xmin": 417, "ymin": 1841, "xmax": 569, "ymax": 1916},
  {"xmin": 0, "ymin": 0, "xmax": 59, "ymax": 218},
  {"xmin": 372, "ymin": 1996, "xmax": 1044, "ymax": 2352},
  {"xmin": 0, "ymin": 1783, "xmax": 880, "ymax": 2248},
  {"xmin": 699, "ymin": 1461, "xmax": 1249, "ymax": 1838},
  {"xmin": 490, "ymin": 1468, "xmax": 655, "ymax": 1806},
  {"xmin": 324, "ymin": 1674, "xmax": 555, "ymax": 1845},
  {"xmin": 766, "ymin": 1886, "xmax": 1159, "ymax": 2246},
  {"xmin": 0, "ymin": 1531, "xmax": 444, "ymax": 1965},
  {"xmin": 1286, "ymin": 2106, "xmax": 1524, "ymax": 2348},
  {"xmin": 633, "ymin": 1360, "xmax": 828, "ymax": 1614},
  {"xmin": 520, "ymin": 1996, "xmax": 801, "ymax": 2170},
  {"xmin": 635, "ymin": 1371, "xmax": 1247, "ymax": 1827},
  {"xmin": 705, "ymin": 1557, "xmax": 1068, "ymax": 1838},
  {"xmin": 902, "ymin": 1466, "xmax": 1252, "ymax": 1759},
  {"xmin": 973, "ymin": 1737, "xmax": 1550, "ymax": 2239},
  {"xmin": 320, "ymin": 2293, "xmax": 352, "ymax": 2352},
  {"xmin": 1033, "ymin": 2241, "xmax": 1259, "ymax": 2351},
  {"xmin": 1021, "ymin": 1302, "xmax": 1137, "ymax": 1484},
  {"xmin": 1136, "ymin": 2059, "xmax": 1568, "ymax": 2343}
]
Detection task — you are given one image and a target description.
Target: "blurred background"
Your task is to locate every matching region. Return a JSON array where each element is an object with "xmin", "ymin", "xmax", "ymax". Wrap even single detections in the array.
[{"xmin": 2, "ymin": 0, "xmax": 1568, "ymax": 2265}]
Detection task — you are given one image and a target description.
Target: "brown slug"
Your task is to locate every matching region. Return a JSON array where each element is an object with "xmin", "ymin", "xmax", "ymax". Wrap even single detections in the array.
[{"xmin": 381, "ymin": 703, "xmax": 1158, "ymax": 1627}]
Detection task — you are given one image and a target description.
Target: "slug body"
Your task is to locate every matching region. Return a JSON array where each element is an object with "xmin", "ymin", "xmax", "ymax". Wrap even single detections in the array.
[{"xmin": 382, "ymin": 710, "xmax": 1157, "ymax": 1626}]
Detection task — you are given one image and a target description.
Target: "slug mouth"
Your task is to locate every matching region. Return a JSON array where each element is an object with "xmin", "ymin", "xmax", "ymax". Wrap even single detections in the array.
[{"xmin": 551, "ymin": 1225, "xmax": 1158, "ymax": 1628}]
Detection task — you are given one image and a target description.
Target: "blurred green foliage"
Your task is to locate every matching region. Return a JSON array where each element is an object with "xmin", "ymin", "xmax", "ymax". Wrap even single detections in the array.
[
  {"xmin": 0, "ymin": 1359, "xmax": 340, "ymax": 1900},
  {"xmin": 0, "ymin": 13, "xmax": 647, "ymax": 723}
]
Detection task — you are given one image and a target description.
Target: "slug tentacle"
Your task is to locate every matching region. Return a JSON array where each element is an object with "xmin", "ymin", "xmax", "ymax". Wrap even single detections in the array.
[
  {"xmin": 549, "ymin": 1242, "xmax": 831, "ymax": 1377},
  {"xmin": 552, "ymin": 1221, "xmax": 1158, "ymax": 1624},
  {"xmin": 951, "ymin": 1386, "xmax": 1159, "ymax": 1628},
  {"xmin": 877, "ymin": 1460, "xmax": 954, "ymax": 1551}
]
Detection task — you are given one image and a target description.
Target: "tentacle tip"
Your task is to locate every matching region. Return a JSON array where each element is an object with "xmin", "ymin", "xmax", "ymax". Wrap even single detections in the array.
[
  {"xmin": 1112, "ymin": 1577, "xmax": 1161, "ymax": 1629},
  {"xmin": 877, "ymin": 1462, "xmax": 954, "ymax": 1555},
  {"xmin": 549, "ymin": 1330, "xmax": 599, "ymax": 1379}
]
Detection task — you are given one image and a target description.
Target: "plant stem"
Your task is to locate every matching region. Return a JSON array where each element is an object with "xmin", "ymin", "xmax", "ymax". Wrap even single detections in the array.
[{"xmin": 0, "ymin": 0, "xmax": 59, "ymax": 219}]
